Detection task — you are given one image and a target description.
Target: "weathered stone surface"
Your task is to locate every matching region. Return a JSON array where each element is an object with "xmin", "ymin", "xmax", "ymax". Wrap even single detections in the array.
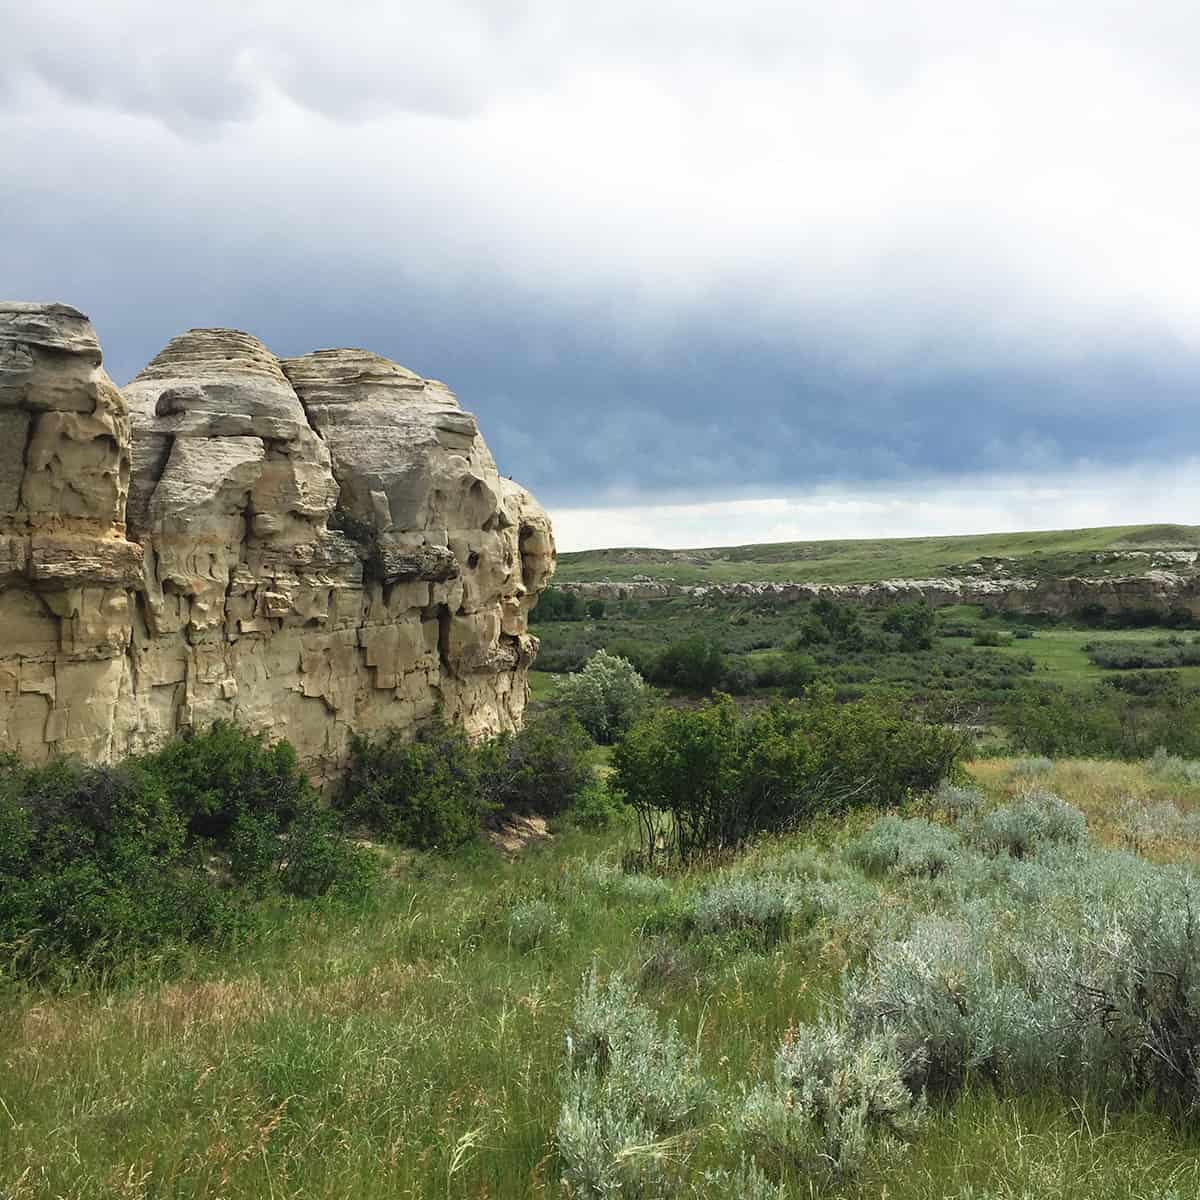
[
  {"xmin": 0, "ymin": 305, "xmax": 555, "ymax": 773},
  {"xmin": 558, "ymin": 570, "xmax": 1200, "ymax": 620}
]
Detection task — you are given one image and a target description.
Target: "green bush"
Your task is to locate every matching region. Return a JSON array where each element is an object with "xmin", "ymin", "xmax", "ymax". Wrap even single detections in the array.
[
  {"xmin": 142, "ymin": 721, "xmax": 367, "ymax": 898},
  {"xmin": 338, "ymin": 716, "xmax": 485, "ymax": 849},
  {"xmin": 570, "ymin": 777, "xmax": 622, "ymax": 831},
  {"xmin": 650, "ymin": 635, "xmax": 725, "ymax": 692},
  {"xmin": 142, "ymin": 720, "xmax": 308, "ymax": 839},
  {"xmin": 0, "ymin": 758, "xmax": 212, "ymax": 969},
  {"xmin": 1003, "ymin": 679, "xmax": 1200, "ymax": 759},
  {"xmin": 531, "ymin": 586, "xmax": 584, "ymax": 621},
  {"xmin": 0, "ymin": 727, "xmax": 377, "ymax": 977},
  {"xmin": 341, "ymin": 711, "xmax": 597, "ymax": 848},
  {"xmin": 882, "ymin": 601, "xmax": 937, "ymax": 651},
  {"xmin": 480, "ymin": 712, "xmax": 594, "ymax": 816},
  {"xmin": 613, "ymin": 691, "xmax": 966, "ymax": 863}
]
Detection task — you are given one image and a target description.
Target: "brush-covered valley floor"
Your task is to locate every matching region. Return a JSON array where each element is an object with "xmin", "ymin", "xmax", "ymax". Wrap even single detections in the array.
[{"xmin": 5, "ymin": 758, "xmax": 1200, "ymax": 1199}]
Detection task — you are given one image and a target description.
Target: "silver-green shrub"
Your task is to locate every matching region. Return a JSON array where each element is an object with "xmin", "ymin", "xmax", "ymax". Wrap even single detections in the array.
[
  {"xmin": 971, "ymin": 790, "xmax": 1086, "ymax": 859},
  {"xmin": 563, "ymin": 969, "xmax": 713, "ymax": 1130},
  {"xmin": 739, "ymin": 1018, "xmax": 925, "ymax": 1177},
  {"xmin": 1006, "ymin": 756, "xmax": 1054, "ymax": 781},
  {"xmin": 557, "ymin": 651, "xmax": 647, "ymax": 744},
  {"xmin": 1120, "ymin": 797, "xmax": 1200, "ymax": 852},
  {"xmin": 558, "ymin": 969, "xmax": 714, "ymax": 1197},
  {"xmin": 933, "ymin": 781, "xmax": 985, "ymax": 820},
  {"xmin": 843, "ymin": 916, "xmax": 1060, "ymax": 1096},
  {"xmin": 1145, "ymin": 746, "xmax": 1200, "ymax": 785},
  {"xmin": 506, "ymin": 898, "xmax": 566, "ymax": 953},
  {"xmin": 697, "ymin": 1154, "xmax": 786, "ymax": 1200},
  {"xmin": 556, "ymin": 1090, "xmax": 665, "ymax": 1199},
  {"xmin": 575, "ymin": 859, "xmax": 673, "ymax": 904},
  {"xmin": 846, "ymin": 815, "xmax": 962, "ymax": 878},
  {"xmin": 686, "ymin": 874, "xmax": 813, "ymax": 941}
]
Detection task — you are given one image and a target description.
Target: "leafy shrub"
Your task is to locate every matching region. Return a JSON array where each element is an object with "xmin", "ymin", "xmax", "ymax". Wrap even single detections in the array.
[
  {"xmin": 739, "ymin": 1019, "xmax": 926, "ymax": 1177},
  {"xmin": 810, "ymin": 597, "xmax": 866, "ymax": 650},
  {"xmin": 338, "ymin": 716, "xmax": 486, "ymax": 849},
  {"xmin": 971, "ymin": 791, "xmax": 1087, "ymax": 859},
  {"xmin": 532, "ymin": 586, "xmax": 584, "ymax": 621},
  {"xmin": 0, "ymin": 758, "xmax": 208, "ymax": 970},
  {"xmin": 279, "ymin": 802, "xmax": 380, "ymax": 901},
  {"xmin": 882, "ymin": 601, "xmax": 936, "ymax": 651},
  {"xmin": 1003, "ymin": 680, "xmax": 1200, "ymax": 760},
  {"xmin": 0, "ymin": 727, "xmax": 374, "ymax": 976},
  {"xmin": 614, "ymin": 692, "xmax": 966, "ymax": 864},
  {"xmin": 480, "ymin": 712, "xmax": 593, "ymax": 816},
  {"xmin": 570, "ymin": 777, "xmax": 623, "ymax": 831},
  {"xmin": 847, "ymin": 816, "xmax": 961, "ymax": 879},
  {"xmin": 754, "ymin": 649, "xmax": 820, "ymax": 697},
  {"xmin": 650, "ymin": 635, "xmax": 726, "ymax": 692},
  {"xmin": 556, "ymin": 651, "xmax": 647, "ymax": 743},
  {"xmin": 973, "ymin": 629, "xmax": 1011, "ymax": 648},
  {"xmin": 1085, "ymin": 639, "xmax": 1200, "ymax": 670},
  {"xmin": 142, "ymin": 720, "xmax": 308, "ymax": 841}
]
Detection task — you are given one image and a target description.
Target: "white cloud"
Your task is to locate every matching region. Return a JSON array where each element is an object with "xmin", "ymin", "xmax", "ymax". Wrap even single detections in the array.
[
  {"xmin": 6, "ymin": 1, "xmax": 1200, "ymax": 361},
  {"xmin": 551, "ymin": 461, "xmax": 1200, "ymax": 552},
  {"xmin": 5, "ymin": 1, "xmax": 1200, "ymax": 526}
]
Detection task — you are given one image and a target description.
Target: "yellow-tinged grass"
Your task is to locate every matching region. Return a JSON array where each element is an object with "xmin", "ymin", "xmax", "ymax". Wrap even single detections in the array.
[{"xmin": 969, "ymin": 756, "xmax": 1200, "ymax": 862}]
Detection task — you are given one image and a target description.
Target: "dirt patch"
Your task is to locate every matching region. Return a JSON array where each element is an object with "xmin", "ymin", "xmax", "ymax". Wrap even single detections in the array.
[{"xmin": 488, "ymin": 814, "xmax": 551, "ymax": 857}]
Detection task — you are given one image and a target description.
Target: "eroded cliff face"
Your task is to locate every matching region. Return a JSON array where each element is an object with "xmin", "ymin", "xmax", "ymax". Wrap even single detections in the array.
[
  {"xmin": 558, "ymin": 572, "xmax": 1200, "ymax": 618},
  {"xmin": 0, "ymin": 303, "xmax": 554, "ymax": 773}
]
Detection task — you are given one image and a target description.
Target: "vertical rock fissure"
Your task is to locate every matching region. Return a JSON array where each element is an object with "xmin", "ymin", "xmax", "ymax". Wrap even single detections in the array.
[{"xmin": 0, "ymin": 305, "xmax": 555, "ymax": 774}]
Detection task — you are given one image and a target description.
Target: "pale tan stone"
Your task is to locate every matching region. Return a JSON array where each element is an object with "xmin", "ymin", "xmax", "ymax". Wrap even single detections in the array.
[{"xmin": 0, "ymin": 304, "xmax": 556, "ymax": 776}]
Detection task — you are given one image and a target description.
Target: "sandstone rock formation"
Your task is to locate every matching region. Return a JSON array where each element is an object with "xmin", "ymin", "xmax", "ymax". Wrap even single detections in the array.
[
  {"xmin": 557, "ymin": 571, "xmax": 1200, "ymax": 619},
  {"xmin": 0, "ymin": 303, "xmax": 554, "ymax": 773}
]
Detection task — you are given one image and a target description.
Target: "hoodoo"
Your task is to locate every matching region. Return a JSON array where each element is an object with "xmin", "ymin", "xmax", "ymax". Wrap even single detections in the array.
[{"xmin": 0, "ymin": 303, "xmax": 554, "ymax": 774}]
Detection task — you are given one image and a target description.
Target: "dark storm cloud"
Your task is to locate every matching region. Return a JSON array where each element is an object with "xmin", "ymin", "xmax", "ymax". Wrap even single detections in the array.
[{"xmin": 5, "ymin": 0, "xmax": 1200, "ymax": 533}]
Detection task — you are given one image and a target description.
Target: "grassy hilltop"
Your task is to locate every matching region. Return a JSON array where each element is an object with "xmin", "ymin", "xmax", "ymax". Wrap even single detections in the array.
[{"xmin": 556, "ymin": 523, "xmax": 1200, "ymax": 586}]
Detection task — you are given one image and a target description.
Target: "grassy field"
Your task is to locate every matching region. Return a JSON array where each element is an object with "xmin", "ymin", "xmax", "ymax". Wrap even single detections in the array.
[
  {"xmin": 555, "ymin": 523, "xmax": 1200, "ymax": 586},
  {"xmin": 6, "ymin": 759, "xmax": 1200, "ymax": 1199},
  {"xmin": 932, "ymin": 604, "xmax": 1200, "ymax": 689}
]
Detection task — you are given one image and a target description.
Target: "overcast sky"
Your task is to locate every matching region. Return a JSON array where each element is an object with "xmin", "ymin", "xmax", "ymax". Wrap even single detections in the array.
[{"xmin": 4, "ymin": 1, "xmax": 1198, "ymax": 549}]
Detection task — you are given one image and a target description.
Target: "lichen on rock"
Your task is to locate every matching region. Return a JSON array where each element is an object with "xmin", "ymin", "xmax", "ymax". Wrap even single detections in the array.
[{"xmin": 0, "ymin": 303, "xmax": 555, "ymax": 775}]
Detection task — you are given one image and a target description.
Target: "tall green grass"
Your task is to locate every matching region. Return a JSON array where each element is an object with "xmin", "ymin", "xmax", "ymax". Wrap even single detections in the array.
[{"xmin": 6, "ymin": 766, "xmax": 1200, "ymax": 1198}]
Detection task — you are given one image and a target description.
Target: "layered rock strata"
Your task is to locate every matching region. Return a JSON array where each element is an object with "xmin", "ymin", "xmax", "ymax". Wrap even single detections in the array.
[
  {"xmin": 558, "ymin": 572, "xmax": 1200, "ymax": 619},
  {"xmin": 0, "ymin": 304, "xmax": 554, "ymax": 773}
]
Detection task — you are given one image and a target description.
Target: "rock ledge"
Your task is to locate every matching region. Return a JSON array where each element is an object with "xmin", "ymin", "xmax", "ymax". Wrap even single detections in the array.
[{"xmin": 0, "ymin": 304, "xmax": 555, "ymax": 773}]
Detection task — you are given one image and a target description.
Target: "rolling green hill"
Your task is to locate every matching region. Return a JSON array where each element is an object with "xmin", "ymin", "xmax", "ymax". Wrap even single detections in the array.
[{"xmin": 555, "ymin": 523, "xmax": 1200, "ymax": 586}]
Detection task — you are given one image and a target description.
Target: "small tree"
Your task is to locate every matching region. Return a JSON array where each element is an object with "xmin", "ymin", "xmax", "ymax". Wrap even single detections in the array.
[
  {"xmin": 652, "ymin": 636, "xmax": 725, "ymax": 692},
  {"xmin": 586, "ymin": 599, "xmax": 606, "ymax": 620},
  {"xmin": 882, "ymin": 601, "xmax": 937, "ymax": 651},
  {"xmin": 557, "ymin": 650, "xmax": 648, "ymax": 743}
]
